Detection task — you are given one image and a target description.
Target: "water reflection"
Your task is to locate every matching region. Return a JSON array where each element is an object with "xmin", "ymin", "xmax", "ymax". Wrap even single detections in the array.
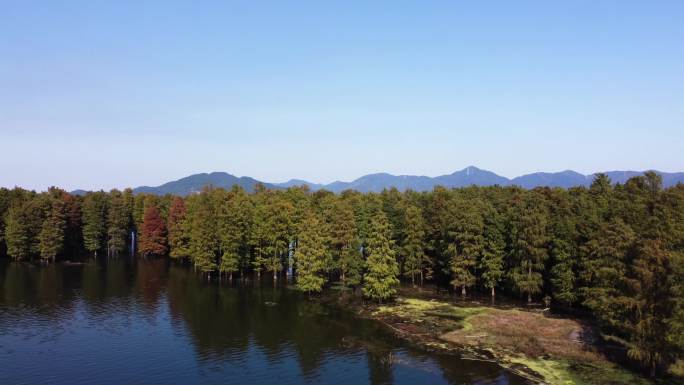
[{"xmin": 0, "ymin": 258, "xmax": 527, "ymax": 385}]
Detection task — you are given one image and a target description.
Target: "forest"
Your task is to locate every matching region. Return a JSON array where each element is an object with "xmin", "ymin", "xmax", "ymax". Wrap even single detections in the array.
[{"xmin": 0, "ymin": 172, "xmax": 682, "ymax": 377}]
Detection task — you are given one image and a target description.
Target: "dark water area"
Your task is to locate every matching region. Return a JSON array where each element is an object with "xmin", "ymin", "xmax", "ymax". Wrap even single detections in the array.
[{"xmin": 0, "ymin": 258, "xmax": 527, "ymax": 385}]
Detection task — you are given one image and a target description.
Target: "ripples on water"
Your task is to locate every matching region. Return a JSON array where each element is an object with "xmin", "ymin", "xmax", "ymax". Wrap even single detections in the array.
[{"xmin": 0, "ymin": 258, "xmax": 527, "ymax": 385}]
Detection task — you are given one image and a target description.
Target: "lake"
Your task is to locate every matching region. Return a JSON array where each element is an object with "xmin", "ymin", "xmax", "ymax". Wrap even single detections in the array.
[{"xmin": 0, "ymin": 258, "xmax": 527, "ymax": 385}]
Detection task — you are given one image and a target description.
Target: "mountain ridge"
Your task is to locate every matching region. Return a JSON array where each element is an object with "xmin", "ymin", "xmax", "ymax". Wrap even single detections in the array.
[{"xmin": 71, "ymin": 167, "xmax": 684, "ymax": 196}]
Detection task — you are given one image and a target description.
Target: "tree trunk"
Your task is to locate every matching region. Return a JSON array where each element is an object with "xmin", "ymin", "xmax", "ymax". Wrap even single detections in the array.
[
  {"xmin": 491, "ymin": 286, "xmax": 495, "ymax": 298},
  {"xmin": 527, "ymin": 263, "xmax": 533, "ymax": 303},
  {"xmin": 341, "ymin": 271, "xmax": 346, "ymax": 287},
  {"xmin": 461, "ymin": 285, "xmax": 466, "ymax": 297},
  {"xmin": 229, "ymin": 272, "xmax": 233, "ymax": 282},
  {"xmin": 420, "ymin": 270, "xmax": 423, "ymax": 287}
]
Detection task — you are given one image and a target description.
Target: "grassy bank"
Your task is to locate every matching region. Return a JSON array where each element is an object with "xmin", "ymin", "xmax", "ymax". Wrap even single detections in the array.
[{"xmin": 364, "ymin": 296, "xmax": 661, "ymax": 385}]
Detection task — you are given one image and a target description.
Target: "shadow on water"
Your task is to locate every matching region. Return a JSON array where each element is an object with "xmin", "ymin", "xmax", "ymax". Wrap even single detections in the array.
[{"xmin": 0, "ymin": 258, "xmax": 529, "ymax": 385}]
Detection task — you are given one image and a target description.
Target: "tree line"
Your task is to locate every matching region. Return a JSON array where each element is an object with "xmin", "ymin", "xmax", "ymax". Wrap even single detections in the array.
[{"xmin": 0, "ymin": 172, "xmax": 682, "ymax": 376}]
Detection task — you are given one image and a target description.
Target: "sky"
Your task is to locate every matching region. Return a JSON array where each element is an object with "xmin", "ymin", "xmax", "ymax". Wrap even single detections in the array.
[{"xmin": 1, "ymin": 1, "xmax": 683, "ymax": 191}]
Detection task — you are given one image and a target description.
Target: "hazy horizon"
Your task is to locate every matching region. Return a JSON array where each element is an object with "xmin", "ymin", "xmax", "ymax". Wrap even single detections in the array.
[{"xmin": 2, "ymin": 1, "xmax": 683, "ymax": 191}]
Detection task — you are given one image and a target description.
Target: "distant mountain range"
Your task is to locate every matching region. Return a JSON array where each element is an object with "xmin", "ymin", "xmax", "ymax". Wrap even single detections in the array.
[
  {"xmin": 132, "ymin": 172, "xmax": 280, "ymax": 196},
  {"xmin": 71, "ymin": 167, "xmax": 684, "ymax": 196}
]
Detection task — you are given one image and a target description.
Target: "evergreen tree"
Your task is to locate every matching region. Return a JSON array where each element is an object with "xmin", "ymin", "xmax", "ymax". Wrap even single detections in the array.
[
  {"xmin": 82, "ymin": 192, "xmax": 108, "ymax": 257},
  {"xmin": 330, "ymin": 198, "xmax": 362, "ymax": 287},
  {"xmin": 264, "ymin": 193, "xmax": 293, "ymax": 282},
  {"xmin": 219, "ymin": 249, "xmax": 240, "ymax": 280},
  {"xmin": 38, "ymin": 197, "xmax": 66, "ymax": 261},
  {"xmin": 295, "ymin": 211, "xmax": 329, "ymax": 294},
  {"xmin": 217, "ymin": 188, "xmax": 249, "ymax": 280},
  {"xmin": 448, "ymin": 198, "xmax": 484, "ymax": 297},
  {"xmin": 510, "ymin": 195, "xmax": 548, "ymax": 303},
  {"xmin": 250, "ymin": 194, "xmax": 269, "ymax": 278},
  {"xmin": 622, "ymin": 239, "xmax": 679, "ymax": 377},
  {"xmin": 4, "ymin": 195, "xmax": 47, "ymax": 260},
  {"xmin": 362, "ymin": 212, "xmax": 399, "ymax": 302},
  {"xmin": 549, "ymin": 238, "xmax": 576, "ymax": 305},
  {"xmin": 132, "ymin": 193, "xmax": 146, "ymax": 235},
  {"xmin": 62, "ymin": 193, "xmax": 82, "ymax": 255},
  {"xmin": 402, "ymin": 205, "xmax": 426, "ymax": 286},
  {"xmin": 479, "ymin": 204, "xmax": 505, "ymax": 298},
  {"xmin": 425, "ymin": 186, "xmax": 452, "ymax": 284},
  {"xmin": 4, "ymin": 204, "xmax": 31, "ymax": 260},
  {"xmin": 0, "ymin": 188, "xmax": 9, "ymax": 255},
  {"xmin": 217, "ymin": 187, "xmax": 252, "ymax": 280},
  {"xmin": 107, "ymin": 190, "xmax": 129, "ymax": 256},
  {"xmin": 188, "ymin": 191, "xmax": 218, "ymax": 273},
  {"xmin": 167, "ymin": 196, "xmax": 189, "ymax": 259},
  {"xmin": 670, "ymin": 252, "xmax": 684, "ymax": 363},
  {"xmin": 581, "ymin": 218, "xmax": 635, "ymax": 321}
]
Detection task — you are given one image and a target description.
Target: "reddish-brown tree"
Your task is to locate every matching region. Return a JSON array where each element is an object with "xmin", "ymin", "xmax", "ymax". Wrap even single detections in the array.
[{"xmin": 138, "ymin": 205, "xmax": 168, "ymax": 257}]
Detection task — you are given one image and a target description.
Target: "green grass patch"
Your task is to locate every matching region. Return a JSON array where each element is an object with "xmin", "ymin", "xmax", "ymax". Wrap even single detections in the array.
[
  {"xmin": 374, "ymin": 297, "xmax": 485, "ymax": 332},
  {"xmin": 507, "ymin": 356, "xmax": 651, "ymax": 385}
]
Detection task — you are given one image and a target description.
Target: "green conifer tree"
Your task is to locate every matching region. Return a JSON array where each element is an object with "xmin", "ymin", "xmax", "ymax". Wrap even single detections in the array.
[
  {"xmin": 4, "ymin": 204, "xmax": 31, "ymax": 260},
  {"xmin": 510, "ymin": 195, "xmax": 548, "ymax": 303},
  {"xmin": 362, "ymin": 212, "xmax": 399, "ymax": 302},
  {"xmin": 295, "ymin": 211, "xmax": 329, "ymax": 294},
  {"xmin": 107, "ymin": 190, "xmax": 129, "ymax": 256},
  {"xmin": 402, "ymin": 205, "xmax": 426, "ymax": 286},
  {"xmin": 448, "ymin": 198, "xmax": 484, "ymax": 297},
  {"xmin": 188, "ymin": 191, "xmax": 218, "ymax": 273},
  {"xmin": 479, "ymin": 204, "xmax": 505, "ymax": 298},
  {"xmin": 330, "ymin": 198, "xmax": 362, "ymax": 287},
  {"xmin": 82, "ymin": 192, "xmax": 108, "ymax": 257},
  {"xmin": 38, "ymin": 197, "xmax": 66, "ymax": 261},
  {"xmin": 167, "ymin": 196, "xmax": 189, "ymax": 258}
]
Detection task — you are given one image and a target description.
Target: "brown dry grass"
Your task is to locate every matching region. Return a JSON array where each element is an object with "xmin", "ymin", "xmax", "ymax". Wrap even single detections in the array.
[
  {"xmin": 366, "ymin": 297, "xmax": 655, "ymax": 384},
  {"xmin": 441, "ymin": 308, "xmax": 599, "ymax": 362}
]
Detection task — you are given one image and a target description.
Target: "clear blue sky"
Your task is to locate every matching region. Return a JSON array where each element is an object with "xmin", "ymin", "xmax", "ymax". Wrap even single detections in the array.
[{"xmin": 1, "ymin": 1, "xmax": 683, "ymax": 191}]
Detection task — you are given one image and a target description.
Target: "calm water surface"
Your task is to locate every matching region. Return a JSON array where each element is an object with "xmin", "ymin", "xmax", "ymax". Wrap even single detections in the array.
[{"xmin": 0, "ymin": 258, "xmax": 527, "ymax": 385}]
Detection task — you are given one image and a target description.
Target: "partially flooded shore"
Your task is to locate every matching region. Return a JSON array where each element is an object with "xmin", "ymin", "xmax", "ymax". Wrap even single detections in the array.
[{"xmin": 329, "ymin": 287, "xmax": 671, "ymax": 385}]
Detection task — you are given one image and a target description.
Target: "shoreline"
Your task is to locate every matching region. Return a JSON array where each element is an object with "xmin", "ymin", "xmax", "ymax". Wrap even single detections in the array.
[{"xmin": 326, "ymin": 287, "xmax": 659, "ymax": 385}]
